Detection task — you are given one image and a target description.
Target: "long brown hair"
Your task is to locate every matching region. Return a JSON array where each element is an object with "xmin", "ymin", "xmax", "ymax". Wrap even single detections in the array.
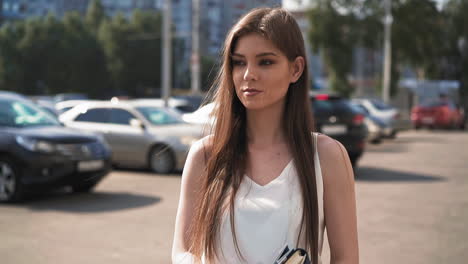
[{"xmin": 189, "ymin": 7, "xmax": 318, "ymax": 263}]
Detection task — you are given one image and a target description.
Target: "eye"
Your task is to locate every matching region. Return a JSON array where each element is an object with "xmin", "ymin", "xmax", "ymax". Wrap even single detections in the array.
[
  {"xmin": 232, "ymin": 60, "xmax": 246, "ymax": 67},
  {"xmin": 259, "ymin": 59, "xmax": 274, "ymax": 66}
]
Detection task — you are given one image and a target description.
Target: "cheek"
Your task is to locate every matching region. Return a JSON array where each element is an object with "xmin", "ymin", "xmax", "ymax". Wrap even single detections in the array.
[
  {"xmin": 265, "ymin": 70, "xmax": 291, "ymax": 91},
  {"xmin": 232, "ymin": 69, "xmax": 243, "ymax": 89}
]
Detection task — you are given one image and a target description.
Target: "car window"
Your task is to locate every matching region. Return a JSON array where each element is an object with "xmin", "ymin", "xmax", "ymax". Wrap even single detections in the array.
[
  {"xmin": 351, "ymin": 104, "xmax": 369, "ymax": 114},
  {"xmin": 0, "ymin": 98, "xmax": 59, "ymax": 127},
  {"xmin": 136, "ymin": 107, "xmax": 183, "ymax": 125},
  {"xmin": 75, "ymin": 108, "xmax": 110, "ymax": 123},
  {"xmin": 109, "ymin": 108, "xmax": 137, "ymax": 125},
  {"xmin": 59, "ymin": 106, "xmax": 73, "ymax": 114},
  {"xmin": 421, "ymin": 101, "xmax": 451, "ymax": 108},
  {"xmin": 175, "ymin": 105, "xmax": 197, "ymax": 113}
]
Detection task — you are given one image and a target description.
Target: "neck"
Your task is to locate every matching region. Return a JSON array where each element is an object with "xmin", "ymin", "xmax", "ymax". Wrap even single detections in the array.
[{"xmin": 246, "ymin": 100, "xmax": 286, "ymax": 148}]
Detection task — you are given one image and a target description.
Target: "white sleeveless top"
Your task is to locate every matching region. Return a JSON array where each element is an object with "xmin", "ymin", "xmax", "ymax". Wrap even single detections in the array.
[{"xmin": 213, "ymin": 133, "xmax": 325, "ymax": 264}]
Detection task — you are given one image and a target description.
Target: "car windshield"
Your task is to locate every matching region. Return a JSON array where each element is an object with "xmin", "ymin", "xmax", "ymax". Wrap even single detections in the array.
[
  {"xmin": 0, "ymin": 98, "xmax": 60, "ymax": 128},
  {"xmin": 421, "ymin": 101, "xmax": 450, "ymax": 108},
  {"xmin": 136, "ymin": 106, "xmax": 183, "ymax": 125}
]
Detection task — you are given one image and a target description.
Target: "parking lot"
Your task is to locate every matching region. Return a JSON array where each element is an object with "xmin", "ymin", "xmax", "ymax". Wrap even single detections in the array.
[{"xmin": 1, "ymin": 130, "xmax": 467, "ymax": 264}]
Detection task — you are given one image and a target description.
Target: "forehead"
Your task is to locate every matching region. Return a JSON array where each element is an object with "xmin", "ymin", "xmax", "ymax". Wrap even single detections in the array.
[{"xmin": 233, "ymin": 33, "xmax": 283, "ymax": 56}]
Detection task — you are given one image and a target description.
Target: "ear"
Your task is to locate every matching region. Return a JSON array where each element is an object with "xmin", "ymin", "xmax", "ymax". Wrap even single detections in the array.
[{"xmin": 290, "ymin": 56, "xmax": 305, "ymax": 83}]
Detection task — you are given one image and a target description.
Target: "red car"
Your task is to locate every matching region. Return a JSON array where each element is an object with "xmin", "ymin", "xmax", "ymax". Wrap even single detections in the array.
[{"xmin": 411, "ymin": 100, "xmax": 465, "ymax": 129}]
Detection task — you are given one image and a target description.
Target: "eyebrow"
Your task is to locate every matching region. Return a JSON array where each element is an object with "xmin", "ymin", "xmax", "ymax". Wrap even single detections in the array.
[{"xmin": 231, "ymin": 52, "xmax": 278, "ymax": 58}]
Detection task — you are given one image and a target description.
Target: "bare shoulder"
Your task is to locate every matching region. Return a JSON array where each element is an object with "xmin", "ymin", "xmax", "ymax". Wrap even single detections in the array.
[
  {"xmin": 316, "ymin": 133, "xmax": 354, "ymax": 185},
  {"xmin": 184, "ymin": 135, "xmax": 213, "ymax": 171},
  {"xmin": 316, "ymin": 133, "xmax": 348, "ymax": 161}
]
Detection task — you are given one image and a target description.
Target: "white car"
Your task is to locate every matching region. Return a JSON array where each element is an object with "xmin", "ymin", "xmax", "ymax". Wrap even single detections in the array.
[
  {"xmin": 59, "ymin": 100, "xmax": 203, "ymax": 174},
  {"xmin": 351, "ymin": 98, "xmax": 400, "ymax": 138},
  {"xmin": 182, "ymin": 102, "xmax": 216, "ymax": 126},
  {"xmin": 55, "ymin": 100, "xmax": 101, "ymax": 114},
  {"xmin": 132, "ymin": 98, "xmax": 199, "ymax": 114}
]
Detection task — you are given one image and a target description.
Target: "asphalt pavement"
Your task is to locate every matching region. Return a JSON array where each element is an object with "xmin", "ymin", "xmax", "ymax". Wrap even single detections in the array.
[{"xmin": 0, "ymin": 130, "xmax": 467, "ymax": 264}]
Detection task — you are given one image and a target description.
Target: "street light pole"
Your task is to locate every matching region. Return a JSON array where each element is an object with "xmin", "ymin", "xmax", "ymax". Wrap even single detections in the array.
[
  {"xmin": 191, "ymin": 0, "xmax": 201, "ymax": 95},
  {"xmin": 382, "ymin": 0, "xmax": 393, "ymax": 104},
  {"xmin": 162, "ymin": 0, "xmax": 172, "ymax": 107}
]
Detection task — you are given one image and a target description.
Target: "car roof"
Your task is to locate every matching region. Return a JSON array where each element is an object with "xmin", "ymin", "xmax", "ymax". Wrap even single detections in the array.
[
  {"xmin": 130, "ymin": 98, "xmax": 190, "ymax": 106},
  {"xmin": 0, "ymin": 91, "xmax": 28, "ymax": 100},
  {"xmin": 55, "ymin": 99, "xmax": 102, "ymax": 109},
  {"xmin": 67, "ymin": 100, "xmax": 174, "ymax": 110}
]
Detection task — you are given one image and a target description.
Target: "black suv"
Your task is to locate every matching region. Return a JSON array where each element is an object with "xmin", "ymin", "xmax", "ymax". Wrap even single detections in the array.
[
  {"xmin": 0, "ymin": 93, "xmax": 112, "ymax": 202},
  {"xmin": 310, "ymin": 92, "xmax": 367, "ymax": 166}
]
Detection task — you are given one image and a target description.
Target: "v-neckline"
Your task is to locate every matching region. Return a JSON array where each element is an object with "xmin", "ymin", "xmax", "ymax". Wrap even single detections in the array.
[{"xmin": 244, "ymin": 159, "xmax": 294, "ymax": 189}]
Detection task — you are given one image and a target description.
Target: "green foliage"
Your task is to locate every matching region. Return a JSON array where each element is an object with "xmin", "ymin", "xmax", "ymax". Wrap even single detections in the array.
[
  {"xmin": 439, "ymin": 0, "xmax": 468, "ymax": 103},
  {"xmin": 0, "ymin": 0, "xmax": 163, "ymax": 98},
  {"xmin": 307, "ymin": 0, "xmax": 443, "ymax": 97},
  {"xmin": 98, "ymin": 10, "xmax": 162, "ymax": 97},
  {"xmin": 85, "ymin": 0, "xmax": 107, "ymax": 34},
  {"xmin": 0, "ymin": 21, "xmax": 26, "ymax": 92}
]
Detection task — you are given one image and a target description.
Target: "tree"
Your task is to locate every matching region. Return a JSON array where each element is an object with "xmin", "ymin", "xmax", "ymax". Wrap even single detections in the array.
[
  {"xmin": 0, "ymin": 21, "xmax": 26, "ymax": 91},
  {"xmin": 60, "ymin": 11, "xmax": 109, "ymax": 97},
  {"xmin": 307, "ymin": 0, "xmax": 442, "ymax": 97},
  {"xmin": 437, "ymin": 0, "xmax": 468, "ymax": 107},
  {"xmin": 308, "ymin": 1, "xmax": 359, "ymax": 97},
  {"xmin": 85, "ymin": 0, "xmax": 107, "ymax": 35},
  {"xmin": 98, "ymin": 10, "xmax": 162, "ymax": 97}
]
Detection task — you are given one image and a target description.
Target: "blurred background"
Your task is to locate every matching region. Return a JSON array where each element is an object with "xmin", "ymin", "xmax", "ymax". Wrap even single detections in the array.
[{"xmin": 0, "ymin": 0, "xmax": 467, "ymax": 264}]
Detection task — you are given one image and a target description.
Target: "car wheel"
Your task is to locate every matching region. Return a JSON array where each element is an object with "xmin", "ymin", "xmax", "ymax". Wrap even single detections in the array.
[
  {"xmin": 71, "ymin": 180, "xmax": 99, "ymax": 193},
  {"xmin": 389, "ymin": 130, "xmax": 398, "ymax": 139},
  {"xmin": 149, "ymin": 145, "xmax": 175, "ymax": 174},
  {"xmin": 0, "ymin": 157, "xmax": 24, "ymax": 202},
  {"xmin": 460, "ymin": 120, "xmax": 466, "ymax": 130}
]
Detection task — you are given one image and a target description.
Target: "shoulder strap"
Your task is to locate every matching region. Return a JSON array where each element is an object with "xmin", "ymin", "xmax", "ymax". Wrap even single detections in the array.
[{"xmin": 313, "ymin": 132, "xmax": 318, "ymax": 156}]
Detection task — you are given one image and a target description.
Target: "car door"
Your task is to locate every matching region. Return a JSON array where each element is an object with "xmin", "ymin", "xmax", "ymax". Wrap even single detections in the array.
[{"xmin": 104, "ymin": 108, "xmax": 151, "ymax": 167}]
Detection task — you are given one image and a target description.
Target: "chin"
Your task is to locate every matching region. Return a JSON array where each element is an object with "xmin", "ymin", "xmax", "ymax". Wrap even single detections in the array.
[{"xmin": 241, "ymin": 100, "xmax": 276, "ymax": 111}]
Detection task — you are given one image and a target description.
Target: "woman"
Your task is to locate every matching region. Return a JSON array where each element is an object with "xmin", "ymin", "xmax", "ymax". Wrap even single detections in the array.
[{"xmin": 172, "ymin": 7, "xmax": 358, "ymax": 264}]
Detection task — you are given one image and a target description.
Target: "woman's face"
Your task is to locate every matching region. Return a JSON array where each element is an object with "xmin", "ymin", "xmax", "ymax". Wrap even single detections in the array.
[{"xmin": 231, "ymin": 33, "xmax": 303, "ymax": 111}]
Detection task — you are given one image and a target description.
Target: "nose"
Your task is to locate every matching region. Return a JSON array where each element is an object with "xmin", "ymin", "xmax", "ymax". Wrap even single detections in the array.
[{"xmin": 243, "ymin": 65, "xmax": 258, "ymax": 81}]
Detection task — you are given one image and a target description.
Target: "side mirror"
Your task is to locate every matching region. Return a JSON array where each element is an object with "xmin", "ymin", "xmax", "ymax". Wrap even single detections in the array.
[{"xmin": 130, "ymin": 119, "xmax": 146, "ymax": 130}]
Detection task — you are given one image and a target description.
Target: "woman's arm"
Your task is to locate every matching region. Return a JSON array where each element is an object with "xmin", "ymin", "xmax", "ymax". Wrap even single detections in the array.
[
  {"xmin": 318, "ymin": 134, "xmax": 359, "ymax": 264},
  {"xmin": 171, "ymin": 137, "xmax": 211, "ymax": 264}
]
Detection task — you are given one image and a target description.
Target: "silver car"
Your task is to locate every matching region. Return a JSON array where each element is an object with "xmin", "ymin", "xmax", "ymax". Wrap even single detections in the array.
[{"xmin": 59, "ymin": 100, "xmax": 202, "ymax": 174}]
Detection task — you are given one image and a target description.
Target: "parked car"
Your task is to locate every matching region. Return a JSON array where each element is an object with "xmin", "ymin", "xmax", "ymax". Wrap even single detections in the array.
[
  {"xmin": 411, "ymin": 99, "xmax": 465, "ymax": 129},
  {"xmin": 351, "ymin": 98, "xmax": 400, "ymax": 138},
  {"xmin": 29, "ymin": 96, "xmax": 60, "ymax": 117},
  {"xmin": 131, "ymin": 97, "xmax": 202, "ymax": 114},
  {"xmin": 59, "ymin": 100, "xmax": 203, "ymax": 174},
  {"xmin": 182, "ymin": 94, "xmax": 367, "ymax": 167},
  {"xmin": 311, "ymin": 93, "xmax": 367, "ymax": 167},
  {"xmin": 182, "ymin": 102, "xmax": 216, "ymax": 126},
  {"xmin": 172, "ymin": 94, "xmax": 206, "ymax": 112},
  {"xmin": 0, "ymin": 93, "xmax": 111, "ymax": 202},
  {"xmin": 350, "ymin": 103, "xmax": 390, "ymax": 144},
  {"xmin": 55, "ymin": 99, "xmax": 101, "ymax": 114}
]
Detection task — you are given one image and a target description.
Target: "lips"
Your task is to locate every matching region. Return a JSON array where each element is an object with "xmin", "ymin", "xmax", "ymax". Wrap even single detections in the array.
[{"xmin": 242, "ymin": 88, "xmax": 262, "ymax": 96}]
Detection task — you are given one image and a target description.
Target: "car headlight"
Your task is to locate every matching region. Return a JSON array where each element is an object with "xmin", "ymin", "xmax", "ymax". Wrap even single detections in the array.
[
  {"xmin": 16, "ymin": 136, "xmax": 56, "ymax": 153},
  {"xmin": 180, "ymin": 136, "xmax": 199, "ymax": 146}
]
